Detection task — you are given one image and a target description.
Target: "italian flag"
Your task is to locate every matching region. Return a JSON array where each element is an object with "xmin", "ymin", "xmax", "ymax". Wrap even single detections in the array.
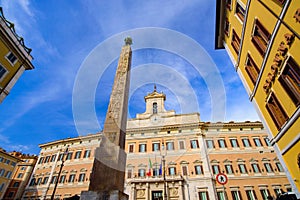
[{"xmin": 146, "ymin": 158, "xmax": 152, "ymax": 176}]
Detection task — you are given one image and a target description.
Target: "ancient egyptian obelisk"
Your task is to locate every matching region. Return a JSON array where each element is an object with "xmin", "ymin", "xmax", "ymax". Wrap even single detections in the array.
[{"xmin": 81, "ymin": 38, "xmax": 132, "ymax": 200}]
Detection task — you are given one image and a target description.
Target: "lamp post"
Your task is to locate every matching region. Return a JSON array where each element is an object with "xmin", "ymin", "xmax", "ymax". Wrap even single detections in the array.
[
  {"xmin": 161, "ymin": 141, "xmax": 167, "ymax": 200},
  {"xmin": 51, "ymin": 148, "xmax": 68, "ymax": 200}
]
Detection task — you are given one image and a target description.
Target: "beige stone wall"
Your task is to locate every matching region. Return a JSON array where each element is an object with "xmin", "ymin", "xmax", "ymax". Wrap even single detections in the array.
[{"xmin": 23, "ymin": 134, "xmax": 101, "ymax": 199}]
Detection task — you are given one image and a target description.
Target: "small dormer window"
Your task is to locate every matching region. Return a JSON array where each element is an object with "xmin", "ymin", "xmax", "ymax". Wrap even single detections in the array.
[{"xmin": 153, "ymin": 102, "xmax": 157, "ymax": 114}]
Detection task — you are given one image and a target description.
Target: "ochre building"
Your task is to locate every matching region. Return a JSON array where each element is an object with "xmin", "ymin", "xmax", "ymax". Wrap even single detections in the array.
[
  {"xmin": 0, "ymin": 148, "xmax": 20, "ymax": 199},
  {"xmin": 124, "ymin": 88, "xmax": 291, "ymax": 200},
  {"xmin": 0, "ymin": 7, "xmax": 34, "ymax": 103},
  {"xmin": 23, "ymin": 88, "xmax": 292, "ymax": 200},
  {"xmin": 215, "ymin": 0, "xmax": 300, "ymax": 197},
  {"xmin": 2, "ymin": 152, "xmax": 37, "ymax": 200},
  {"xmin": 22, "ymin": 134, "xmax": 101, "ymax": 199}
]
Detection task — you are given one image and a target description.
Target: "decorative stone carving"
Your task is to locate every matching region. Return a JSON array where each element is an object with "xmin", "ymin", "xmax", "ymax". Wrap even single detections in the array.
[
  {"xmin": 170, "ymin": 188, "xmax": 179, "ymax": 196},
  {"xmin": 136, "ymin": 189, "xmax": 145, "ymax": 198},
  {"xmin": 293, "ymin": 8, "xmax": 300, "ymax": 23},
  {"xmin": 263, "ymin": 33, "xmax": 295, "ymax": 95}
]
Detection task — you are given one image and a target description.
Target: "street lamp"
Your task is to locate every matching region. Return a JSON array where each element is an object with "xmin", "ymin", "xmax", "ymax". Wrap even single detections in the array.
[
  {"xmin": 161, "ymin": 141, "xmax": 167, "ymax": 200},
  {"xmin": 51, "ymin": 147, "xmax": 68, "ymax": 200}
]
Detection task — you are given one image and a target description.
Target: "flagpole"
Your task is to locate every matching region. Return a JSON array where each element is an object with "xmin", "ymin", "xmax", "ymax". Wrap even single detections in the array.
[{"xmin": 161, "ymin": 141, "xmax": 167, "ymax": 200}]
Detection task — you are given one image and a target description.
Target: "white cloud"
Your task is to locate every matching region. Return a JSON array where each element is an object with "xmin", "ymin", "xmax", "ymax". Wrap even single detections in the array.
[{"xmin": 18, "ymin": 0, "xmax": 34, "ymax": 17}]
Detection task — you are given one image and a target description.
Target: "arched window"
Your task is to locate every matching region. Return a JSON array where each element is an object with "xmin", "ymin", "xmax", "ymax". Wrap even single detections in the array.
[{"xmin": 153, "ymin": 102, "xmax": 157, "ymax": 114}]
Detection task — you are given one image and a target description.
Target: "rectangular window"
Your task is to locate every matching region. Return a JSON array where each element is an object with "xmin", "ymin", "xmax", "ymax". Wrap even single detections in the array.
[
  {"xmin": 0, "ymin": 65, "xmax": 5, "ymax": 79},
  {"xmin": 37, "ymin": 178, "xmax": 42, "ymax": 185},
  {"xmin": 190, "ymin": 140, "xmax": 199, "ymax": 149},
  {"xmin": 231, "ymin": 191, "xmax": 242, "ymax": 200},
  {"xmin": 230, "ymin": 139, "xmax": 239, "ymax": 148},
  {"xmin": 5, "ymin": 159, "xmax": 10, "ymax": 165},
  {"xmin": 251, "ymin": 19, "xmax": 271, "ymax": 56},
  {"xmin": 78, "ymin": 173, "xmax": 85, "ymax": 182},
  {"xmin": 38, "ymin": 157, "xmax": 44, "ymax": 164},
  {"xmin": 66, "ymin": 152, "xmax": 73, "ymax": 160},
  {"xmin": 59, "ymin": 175, "xmax": 66, "ymax": 183},
  {"xmin": 199, "ymin": 191, "xmax": 209, "ymax": 200},
  {"xmin": 58, "ymin": 153, "xmax": 64, "ymax": 161},
  {"xmin": 253, "ymin": 138, "xmax": 262, "ymax": 147},
  {"xmin": 0, "ymin": 157, "xmax": 3, "ymax": 162},
  {"xmin": 274, "ymin": 188, "xmax": 282, "ymax": 197},
  {"xmin": 260, "ymin": 189, "xmax": 270, "ymax": 200},
  {"xmin": 212, "ymin": 165, "xmax": 220, "ymax": 174},
  {"xmin": 129, "ymin": 144, "xmax": 134, "ymax": 153},
  {"xmin": 246, "ymin": 190, "xmax": 257, "ymax": 200},
  {"xmin": 238, "ymin": 164, "xmax": 247, "ymax": 174},
  {"xmin": 152, "ymin": 143, "xmax": 160, "ymax": 151},
  {"xmin": 206, "ymin": 140, "xmax": 215, "ymax": 149},
  {"xmin": 68, "ymin": 174, "xmax": 75, "ymax": 183},
  {"xmin": 179, "ymin": 141, "xmax": 185, "ymax": 149},
  {"xmin": 276, "ymin": 162, "xmax": 284, "ymax": 172},
  {"xmin": 217, "ymin": 191, "xmax": 226, "ymax": 200},
  {"xmin": 195, "ymin": 165, "xmax": 203, "ymax": 175},
  {"xmin": 6, "ymin": 52, "xmax": 18, "ymax": 65},
  {"xmin": 218, "ymin": 139, "xmax": 227, "ymax": 148},
  {"xmin": 139, "ymin": 144, "xmax": 147, "ymax": 152},
  {"xmin": 251, "ymin": 163, "xmax": 261, "ymax": 173},
  {"xmin": 75, "ymin": 151, "xmax": 82, "ymax": 159},
  {"xmin": 235, "ymin": 2, "xmax": 245, "ymax": 22},
  {"xmin": 5, "ymin": 171, "xmax": 12, "ymax": 178},
  {"xmin": 17, "ymin": 173, "xmax": 23, "ymax": 178},
  {"xmin": 225, "ymin": 164, "xmax": 234, "ymax": 174},
  {"xmin": 11, "ymin": 162, "xmax": 16, "ymax": 167},
  {"xmin": 13, "ymin": 181, "xmax": 20, "ymax": 187},
  {"xmin": 224, "ymin": 18, "xmax": 230, "ymax": 36},
  {"xmin": 153, "ymin": 168, "xmax": 160, "ymax": 176},
  {"xmin": 226, "ymin": 0, "xmax": 232, "ymax": 10},
  {"xmin": 182, "ymin": 166, "xmax": 188, "ymax": 176},
  {"xmin": 0, "ymin": 169, "xmax": 5, "ymax": 176},
  {"xmin": 264, "ymin": 137, "xmax": 271, "ymax": 146},
  {"xmin": 83, "ymin": 150, "xmax": 91, "ymax": 158},
  {"xmin": 138, "ymin": 169, "xmax": 145, "ymax": 177},
  {"xmin": 7, "ymin": 191, "xmax": 14, "ymax": 198},
  {"xmin": 43, "ymin": 177, "xmax": 49, "ymax": 184},
  {"xmin": 51, "ymin": 155, "xmax": 57, "ymax": 162},
  {"xmin": 279, "ymin": 56, "xmax": 300, "ymax": 106},
  {"xmin": 264, "ymin": 163, "xmax": 273, "ymax": 173},
  {"xmin": 127, "ymin": 169, "xmax": 132, "ymax": 178},
  {"xmin": 51, "ymin": 176, "xmax": 57, "ymax": 184},
  {"xmin": 266, "ymin": 93, "xmax": 288, "ymax": 130},
  {"xmin": 245, "ymin": 54, "xmax": 260, "ymax": 84},
  {"xmin": 29, "ymin": 178, "xmax": 36, "ymax": 186},
  {"xmin": 44, "ymin": 156, "xmax": 50, "ymax": 163},
  {"xmin": 168, "ymin": 167, "xmax": 176, "ymax": 175},
  {"xmin": 166, "ymin": 142, "xmax": 174, "ymax": 151},
  {"xmin": 231, "ymin": 29, "xmax": 241, "ymax": 54},
  {"xmin": 242, "ymin": 138, "xmax": 251, "ymax": 147}
]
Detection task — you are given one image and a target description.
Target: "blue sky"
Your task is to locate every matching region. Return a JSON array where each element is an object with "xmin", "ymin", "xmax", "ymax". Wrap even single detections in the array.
[{"xmin": 0, "ymin": 0, "xmax": 259, "ymax": 154}]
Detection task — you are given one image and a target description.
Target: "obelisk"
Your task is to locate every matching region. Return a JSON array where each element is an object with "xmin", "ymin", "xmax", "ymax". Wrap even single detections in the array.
[{"xmin": 80, "ymin": 38, "xmax": 132, "ymax": 200}]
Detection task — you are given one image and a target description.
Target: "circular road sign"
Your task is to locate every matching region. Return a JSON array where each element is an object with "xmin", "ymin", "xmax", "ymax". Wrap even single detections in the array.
[{"xmin": 216, "ymin": 173, "xmax": 228, "ymax": 185}]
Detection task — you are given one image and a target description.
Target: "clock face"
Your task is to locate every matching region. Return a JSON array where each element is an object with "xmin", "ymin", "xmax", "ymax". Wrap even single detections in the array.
[{"xmin": 150, "ymin": 115, "xmax": 162, "ymax": 124}]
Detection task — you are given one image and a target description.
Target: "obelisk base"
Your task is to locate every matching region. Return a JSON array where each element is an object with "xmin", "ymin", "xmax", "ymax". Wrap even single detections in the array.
[{"xmin": 80, "ymin": 190, "xmax": 128, "ymax": 200}]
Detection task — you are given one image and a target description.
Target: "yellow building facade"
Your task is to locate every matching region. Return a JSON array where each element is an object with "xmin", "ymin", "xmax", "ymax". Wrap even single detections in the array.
[
  {"xmin": 215, "ymin": 0, "xmax": 300, "ymax": 197},
  {"xmin": 0, "ymin": 148, "xmax": 21, "ymax": 199},
  {"xmin": 2, "ymin": 152, "xmax": 37, "ymax": 200},
  {"xmin": 0, "ymin": 7, "xmax": 34, "ymax": 103}
]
